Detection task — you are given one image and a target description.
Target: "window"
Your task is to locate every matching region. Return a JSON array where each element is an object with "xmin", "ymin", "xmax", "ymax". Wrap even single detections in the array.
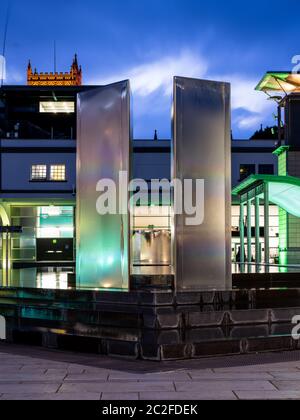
[
  {"xmin": 39, "ymin": 101, "xmax": 75, "ymax": 113},
  {"xmin": 258, "ymin": 164, "xmax": 274, "ymax": 175},
  {"xmin": 50, "ymin": 165, "xmax": 66, "ymax": 181},
  {"xmin": 239, "ymin": 164, "xmax": 256, "ymax": 181},
  {"xmin": 31, "ymin": 165, "xmax": 47, "ymax": 181}
]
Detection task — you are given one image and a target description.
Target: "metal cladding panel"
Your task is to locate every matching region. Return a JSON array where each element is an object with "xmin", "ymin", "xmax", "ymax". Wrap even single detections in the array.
[
  {"xmin": 172, "ymin": 77, "xmax": 232, "ymax": 291},
  {"xmin": 76, "ymin": 82, "xmax": 131, "ymax": 290}
]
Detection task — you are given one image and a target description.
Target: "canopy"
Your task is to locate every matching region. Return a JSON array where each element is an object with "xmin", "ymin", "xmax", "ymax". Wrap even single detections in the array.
[
  {"xmin": 232, "ymin": 175, "xmax": 300, "ymax": 218},
  {"xmin": 256, "ymin": 72, "xmax": 300, "ymax": 93}
]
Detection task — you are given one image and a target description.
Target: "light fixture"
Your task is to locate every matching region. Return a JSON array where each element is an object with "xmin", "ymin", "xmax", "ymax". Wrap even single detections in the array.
[{"xmin": 39, "ymin": 101, "xmax": 75, "ymax": 113}]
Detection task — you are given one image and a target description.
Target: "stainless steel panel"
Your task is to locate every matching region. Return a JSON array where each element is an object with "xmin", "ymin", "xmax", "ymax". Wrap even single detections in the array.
[
  {"xmin": 172, "ymin": 77, "xmax": 231, "ymax": 290},
  {"xmin": 76, "ymin": 82, "xmax": 131, "ymax": 289}
]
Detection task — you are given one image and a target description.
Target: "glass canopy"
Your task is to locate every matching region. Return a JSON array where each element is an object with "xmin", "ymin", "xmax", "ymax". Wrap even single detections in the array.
[{"xmin": 232, "ymin": 175, "xmax": 300, "ymax": 217}]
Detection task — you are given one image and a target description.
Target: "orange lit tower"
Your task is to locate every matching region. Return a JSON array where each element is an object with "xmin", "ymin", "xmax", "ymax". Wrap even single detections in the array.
[{"xmin": 27, "ymin": 54, "xmax": 82, "ymax": 86}]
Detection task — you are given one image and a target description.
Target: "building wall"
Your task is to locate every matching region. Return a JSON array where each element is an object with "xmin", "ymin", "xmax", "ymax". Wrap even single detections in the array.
[
  {"xmin": 0, "ymin": 139, "xmax": 76, "ymax": 199},
  {"xmin": 232, "ymin": 140, "xmax": 278, "ymax": 187},
  {"xmin": 132, "ymin": 140, "xmax": 171, "ymax": 180}
]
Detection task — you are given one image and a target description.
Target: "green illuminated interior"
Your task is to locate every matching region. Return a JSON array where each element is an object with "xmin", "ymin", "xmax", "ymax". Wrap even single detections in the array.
[
  {"xmin": 233, "ymin": 173, "xmax": 300, "ymax": 268},
  {"xmin": 37, "ymin": 206, "xmax": 74, "ymax": 238},
  {"xmin": 277, "ymin": 150, "xmax": 288, "ymax": 266}
]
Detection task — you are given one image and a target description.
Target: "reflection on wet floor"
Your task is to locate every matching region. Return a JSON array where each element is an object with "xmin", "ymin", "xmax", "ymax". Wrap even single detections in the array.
[
  {"xmin": 1, "ymin": 264, "xmax": 300, "ymax": 290},
  {"xmin": 232, "ymin": 263, "xmax": 300, "ymax": 274},
  {"xmin": 132, "ymin": 265, "xmax": 173, "ymax": 276},
  {"xmin": 0, "ymin": 268, "xmax": 72, "ymax": 290}
]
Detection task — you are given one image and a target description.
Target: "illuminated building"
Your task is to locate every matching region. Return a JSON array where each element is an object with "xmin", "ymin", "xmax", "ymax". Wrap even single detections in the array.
[
  {"xmin": 0, "ymin": 65, "xmax": 299, "ymax": 361},
  {"xmin": 0, "ymin": 62, "xmax": 281, "ymax": 285},
  {"xmin": 27, "ymin": 54, "xmax": 82, "ymax": 86}
]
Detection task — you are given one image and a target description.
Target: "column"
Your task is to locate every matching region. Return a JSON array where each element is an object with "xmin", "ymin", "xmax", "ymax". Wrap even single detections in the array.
[
  {"xmin": 239, "ymin": 201, "xmax": 245, "ymax": 266},
  {"xmin": 255, "ymin": 194, "xmax": 260, "ymax": 265},
  {"xmin": 76, "ymin": 82, "xmax": 131, "ymax": 290},
  {"xmin": 172, "ymin": 77, "xmax": 231, "ymax": 290},
  {"xmin": 247, "ymin": 197, "xmax": 252, "ymax": 264},
  {"xmin": 264, "ymin": 183, "xmax": 270, "ymax": 270}
]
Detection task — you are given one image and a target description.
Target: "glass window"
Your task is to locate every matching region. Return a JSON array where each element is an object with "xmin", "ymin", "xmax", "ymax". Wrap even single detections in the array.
[
  {"xmin": 39, "ymin": 101, "xmax": 75, "ymax": 113},
  {"xmin": 258, "ymin": 164, "xmax": 274, "ymax": 175},
  {"xmin": 50, "ymin": 165, "xmax": 66, "ymax": 181},
  {"xmin": 239, "ymin": 164, "xmax": 256, "ymax": 181},
  {"xmin": 31, "ymin": 165, "xmax": 47, "ymax": 181}
]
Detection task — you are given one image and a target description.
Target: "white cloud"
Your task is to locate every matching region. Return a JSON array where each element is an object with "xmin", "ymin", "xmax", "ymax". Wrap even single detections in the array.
[
  {"xmin": 227, "ymin": 75, "xmax": 274, "ymax": 114},
  {"xmin": 88, "ymin": 51, "xmax": 276, "ymax": 132},
  {"xmin": 213, "ymin": 74, "xmax": 276, "ymax": 130},
  {"xmin": 89, "ymin": 50, "xmax": 208, "ymax": 97},
  {"xmin": 210, "ymin": 73, "xmax": 274, "ymax": 116},
  {"xmin": 234, "ymin": 114, "xmax": 264, "ymax": 130}
]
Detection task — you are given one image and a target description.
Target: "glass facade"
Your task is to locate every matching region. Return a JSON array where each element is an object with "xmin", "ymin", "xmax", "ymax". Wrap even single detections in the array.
[{"xmin": 10, "ymin": 206, "xmax": 74, "ymax": 263}]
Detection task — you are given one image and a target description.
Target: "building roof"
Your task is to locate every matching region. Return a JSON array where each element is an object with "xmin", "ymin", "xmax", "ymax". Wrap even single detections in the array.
[
  {"xmin": 232, "ymin": 174, "xmax": 300, "ymax": 218},
  {"xmin": 256, "ymin": 72, "xmax": 300, "ymax": 93}
]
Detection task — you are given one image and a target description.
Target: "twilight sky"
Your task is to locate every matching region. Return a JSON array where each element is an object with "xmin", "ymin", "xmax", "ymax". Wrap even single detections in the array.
[{"xmin": 1, "ymin": 0, "xmax": 299, "ymax": 139}]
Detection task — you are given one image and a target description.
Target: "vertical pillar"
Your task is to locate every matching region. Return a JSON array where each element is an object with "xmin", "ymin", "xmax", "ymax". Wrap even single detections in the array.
[
  {"xmin": 239, "ymin": 201, "xmax": 245, "ymax": 265},
  {"xmin": 76, "ymin": 82, "xmax": 131, "ymax": 290},
  {"xmin": 172, "ymin": 77, "xmax": 231, "ymax": 290},
  {"xmin": 0, "ymin": 205, "xmax": 11, "ymax": 288},
  {"xmin": 255, "ymin": 194, "xmax": 260, "ymax": 265},
  {"xmin": 264, "ymin": 182, "xmax": 270, "ymax": 268},
  {"xmin": 247, "ymin": 197, "xmax": 252, "ymax": 264}
]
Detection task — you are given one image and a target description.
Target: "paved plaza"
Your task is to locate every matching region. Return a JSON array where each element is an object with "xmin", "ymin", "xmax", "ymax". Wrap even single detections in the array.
[{"xmin": 1, "ymin": 343, "xmax": 300, "ymax": 400}]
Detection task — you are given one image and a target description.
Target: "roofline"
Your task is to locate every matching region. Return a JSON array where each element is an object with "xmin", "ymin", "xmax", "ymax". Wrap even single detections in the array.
[{"xmin": 232, "ymin": 174, "xmax": 300, "ymax": 196}]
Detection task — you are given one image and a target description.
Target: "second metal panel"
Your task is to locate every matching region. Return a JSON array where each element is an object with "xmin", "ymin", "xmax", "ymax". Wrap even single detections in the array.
[
  {"xmin": 76, "ymin": 82, "xmax": 131, "ymax": 290},
  {"xmin": 172, "ymin": 77, "xmax": 232, "ymax": 290}
]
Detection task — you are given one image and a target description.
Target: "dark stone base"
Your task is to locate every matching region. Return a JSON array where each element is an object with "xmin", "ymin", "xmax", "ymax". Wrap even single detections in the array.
[{"xmin": 1, "ymin": 287, "xmax": 300, "ymax": 360}]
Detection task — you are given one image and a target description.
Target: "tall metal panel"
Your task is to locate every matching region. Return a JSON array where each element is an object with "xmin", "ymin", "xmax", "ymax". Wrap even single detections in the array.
[
  {"xmin": 76, "ymin": 81, "xmax": 131, "ymax": 290},
  {"xmin": 172, "ymin": 77, "xmax": 231, "ymax": 290}
]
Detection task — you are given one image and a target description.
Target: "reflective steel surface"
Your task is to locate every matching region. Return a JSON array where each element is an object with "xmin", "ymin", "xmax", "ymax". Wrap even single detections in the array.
[
  {"xmin": 132, "ymin": 230, "xmax": 171, "ymax": 265},
  {"xmin": 172, "ymin": 77, "xmax": 232, "ymax": 290},
  {"xmin": 76, "ymin": 82, "xmax": 131, "ymax": 290},
  {"xmin": 1, "ymin": 265, "xmax": 299, "ymax": 290}
]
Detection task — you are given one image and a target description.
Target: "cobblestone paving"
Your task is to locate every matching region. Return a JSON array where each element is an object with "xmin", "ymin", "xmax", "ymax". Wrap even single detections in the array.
[{"xmin": 1, "ymin": 343, "xmax": 300, "ymax": 400}]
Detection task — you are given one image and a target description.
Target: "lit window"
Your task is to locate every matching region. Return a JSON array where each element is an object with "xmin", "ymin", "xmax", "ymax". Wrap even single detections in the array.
[
  {"xmin": 239, "ymin": 164, "xmax": 256, "ymax": 181},
  {"xmin": 39, "ymin": 102, "xmax": 75, "ymax": 113},
  {"xmin": 50, "ymin": 165, "xmax": 66, "ymax": 181},
  {"xmin": 31, "ymin": 165, "xmax": 47, "ymax": 181}
]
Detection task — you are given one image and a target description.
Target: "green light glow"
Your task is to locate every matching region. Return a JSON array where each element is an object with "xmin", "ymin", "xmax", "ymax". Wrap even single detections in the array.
[
  {"xmin": 268, "ymin": 182, "xmax": 300, "ymax": 218},
  {"xmin": 233, "ymin": 173, "xmax": 300, "ymax": 267},
  {"xmin": 277, "ymin": 150, "xmax": 288, "ymax": 266},
  {"xmin": 37, "ymin": 206, "xmax": 74, "ymax": 239}
]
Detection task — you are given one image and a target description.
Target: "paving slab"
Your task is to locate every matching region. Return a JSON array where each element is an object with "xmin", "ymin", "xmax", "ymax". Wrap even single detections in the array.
[
  {"xmin": 0, "ymin": 374, "xmax": 66, "ymax": 383},
  {"xmin": 108, "ymin": 372, "xmax": 191, "ymax": 382},
  {"xmin": 235, "ymin": 390, "xmax": 300, "ymax": 400},
  {"xmin": 189, "ymin": 372, "xmax": 274, "ymax": 380},
  {"xmin": 0, "ymin": 383, "xmax": 61, "ymax": 394},
  {"xmin": 59, "ymin": 381, "xmax": 175, "ymax": 393},
  {"xmin": 139, "ymin": 391, "xmax": 237, "ymax": 400},
  {"xmin": 0, "ymin": 392, "xmax": 101, "ymax": 400},
  {"xmin": 272, "ymin": 381, "xmax": 300, "ymax": 391},
  {"xmin": 175, "ymin": 380, "xmax": 276, "ymax": 392},
  {"xmin": 101, "ymin": 393, "xmax": 139, "ymax": 400},
  {"xmin": 65, "ymin": 373, "xmax": 109, "ymax": 382},
  {"xmin": 1, "ymin": 345, "xmax": 300, "ymax": 400}
]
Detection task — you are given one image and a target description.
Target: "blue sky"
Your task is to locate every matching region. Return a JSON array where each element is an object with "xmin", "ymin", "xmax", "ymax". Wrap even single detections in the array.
[{"xmin": 1, "ymin": 0, "xmax": 299, "ymax": 139}]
